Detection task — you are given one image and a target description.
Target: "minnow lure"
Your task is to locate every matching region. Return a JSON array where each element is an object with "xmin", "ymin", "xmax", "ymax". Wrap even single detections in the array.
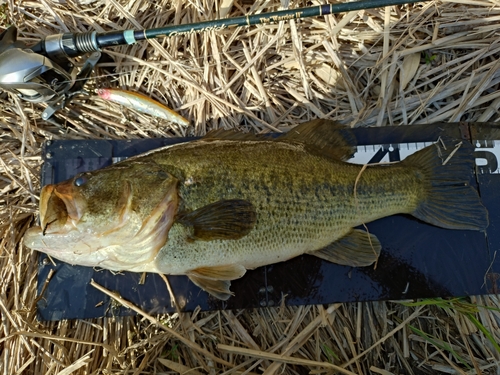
[{"xmin": 97, "ymin": 88, "xmax": 189, "ymax": 126}]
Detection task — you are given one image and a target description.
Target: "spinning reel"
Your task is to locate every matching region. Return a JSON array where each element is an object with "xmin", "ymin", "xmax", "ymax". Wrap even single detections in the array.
[{"xmin": 0, "ymin": 26, "xmax": 101, "ymax": 119}]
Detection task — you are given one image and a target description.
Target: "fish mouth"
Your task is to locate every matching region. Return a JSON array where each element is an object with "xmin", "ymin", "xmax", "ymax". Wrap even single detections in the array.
[{"xmin": 40, "ymin": 181, "xmax": 84, "ymax": 235}]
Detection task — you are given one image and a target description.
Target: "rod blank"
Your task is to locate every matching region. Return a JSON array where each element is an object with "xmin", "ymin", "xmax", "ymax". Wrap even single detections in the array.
[{"xmin": 95, "ymin": 0, "xmax": 419, "ymax": 49}]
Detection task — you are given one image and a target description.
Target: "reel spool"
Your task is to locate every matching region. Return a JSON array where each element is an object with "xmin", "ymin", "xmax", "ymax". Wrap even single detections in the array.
[{"xmin": 0, "ymin": 27, "xmax": 100, "ymax": 119}]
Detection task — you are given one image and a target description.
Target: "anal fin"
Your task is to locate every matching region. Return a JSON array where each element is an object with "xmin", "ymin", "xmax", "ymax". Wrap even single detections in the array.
[
  {"xmin": 187, "ymin": 264, "xmax": 246, "ymax": 300},
  {"xmin": 308, "ymin": 229, "xmax": 381, "ymax": 267}
]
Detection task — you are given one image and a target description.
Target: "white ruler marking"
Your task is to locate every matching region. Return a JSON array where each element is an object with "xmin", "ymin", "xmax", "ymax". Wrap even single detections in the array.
[{"xmin": 348, "ymin": 141, "xmax": 500, "ymax": 174}]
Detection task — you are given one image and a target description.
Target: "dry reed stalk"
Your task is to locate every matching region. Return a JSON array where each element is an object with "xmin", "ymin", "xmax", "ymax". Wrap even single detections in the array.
[{"xmin": 1, "ymin": 0, "xmax": 500, "ymax": 374}]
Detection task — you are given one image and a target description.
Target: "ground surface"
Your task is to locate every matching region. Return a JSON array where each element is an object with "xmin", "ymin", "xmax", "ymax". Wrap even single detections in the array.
[{"xmin": 1, "ymin": 0, "xmax": 500, "ymax": 374}]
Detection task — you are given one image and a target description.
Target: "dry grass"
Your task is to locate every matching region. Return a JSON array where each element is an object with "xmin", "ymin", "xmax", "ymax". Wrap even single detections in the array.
[{"xmin": 1, "ymin": 0, "xmax": 500, "ymax": 373}]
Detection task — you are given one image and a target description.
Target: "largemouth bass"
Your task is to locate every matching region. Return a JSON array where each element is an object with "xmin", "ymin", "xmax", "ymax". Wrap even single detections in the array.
[{"xmin": 24, "ymin": 120, "xmax": 489, "ymax": 300}]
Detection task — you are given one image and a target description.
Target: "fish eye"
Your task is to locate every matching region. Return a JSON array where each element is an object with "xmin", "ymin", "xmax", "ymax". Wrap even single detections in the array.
[{"xmin": 74, "ymin": 175, "xmax": 88, "ymax": 187}]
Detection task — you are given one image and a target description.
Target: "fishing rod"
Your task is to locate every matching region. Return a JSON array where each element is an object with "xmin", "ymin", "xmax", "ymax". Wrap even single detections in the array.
[{"xmin": 0, "ymin": 0, "xmax": 421, "ymax": 119}]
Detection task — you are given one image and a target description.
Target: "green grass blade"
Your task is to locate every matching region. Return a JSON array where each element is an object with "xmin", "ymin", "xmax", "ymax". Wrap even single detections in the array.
[
  {"xmin": 465, "ymin": 313, "xmax": 500, "ymax": 354},
  {"xmin": 407, "ymin": 324, "xmax": 471, "ymax": 370}
]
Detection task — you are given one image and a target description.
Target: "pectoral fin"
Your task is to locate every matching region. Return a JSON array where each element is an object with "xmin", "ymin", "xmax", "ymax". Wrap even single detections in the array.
[
  {"xmin": 177, "ymin": 199, "xmax": 257, "ymax": 241},
  {"xmin": 308, "ymin": 229, "xmax": 381, "ymax": 267},
  {"xmin": 187, "ymin": 264, "xmax": 246, "ymax": 300}
]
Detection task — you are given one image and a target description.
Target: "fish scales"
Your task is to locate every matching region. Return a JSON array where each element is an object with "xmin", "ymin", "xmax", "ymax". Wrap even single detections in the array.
[{"xmin": 146, "ymin": 140, "xmax": 422, "ymax": 273}]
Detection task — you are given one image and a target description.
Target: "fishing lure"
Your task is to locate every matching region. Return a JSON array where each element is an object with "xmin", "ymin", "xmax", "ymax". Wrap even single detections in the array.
[{"xmin": 97, "ymin": 88, "xmax": 189, "ymax": 126}]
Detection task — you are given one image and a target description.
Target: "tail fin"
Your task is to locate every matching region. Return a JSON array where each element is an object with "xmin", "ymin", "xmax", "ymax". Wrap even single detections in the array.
[{"xmin": 402, "ymin": 138, "xmax": 488, "ymax": 231}]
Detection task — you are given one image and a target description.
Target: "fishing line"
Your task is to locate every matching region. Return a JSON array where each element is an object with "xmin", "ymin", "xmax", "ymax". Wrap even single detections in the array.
[
  {"xmin": 49, "ymin": 32, "xmax": 322, "ymax": 88},
  {"xmin": 52, "ymin": 38, "xmax": 337, "ymax": 88}
]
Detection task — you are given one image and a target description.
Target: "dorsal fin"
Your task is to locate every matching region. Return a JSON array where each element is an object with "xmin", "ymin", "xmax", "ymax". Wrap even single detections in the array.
[
  {"xmin": 201, "ymin": 120, "xmax": 356, "ymax": 160},
  {"xmin": 278, "ymin": 119, "xmax": 357, "ymax": 160}
]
